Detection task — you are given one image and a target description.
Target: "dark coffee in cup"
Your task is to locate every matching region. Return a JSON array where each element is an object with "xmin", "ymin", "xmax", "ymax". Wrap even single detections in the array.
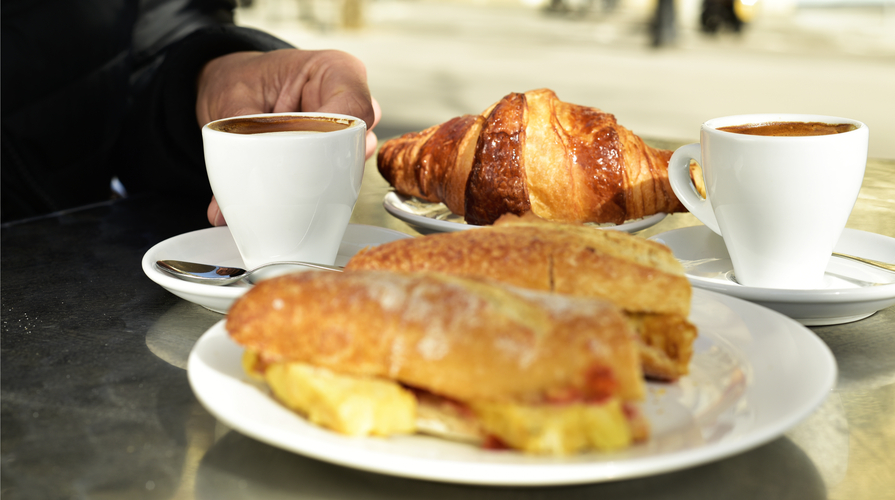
[
  {"xmin": 209, "ymin": 115, "xmax": 354, "ymax": 135},
  {"xmin": 717, "ymin": 121, "xmax": 857, "ymax": 137}
]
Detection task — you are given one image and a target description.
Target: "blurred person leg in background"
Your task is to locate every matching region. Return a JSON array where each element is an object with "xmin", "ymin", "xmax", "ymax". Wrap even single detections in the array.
[
  {"xmin": 701, "ymin": 0, "xmax": 758, "ymax": 33},
  {"xmin": 651, "ymin": 0, "xmax": 677, "ymax": 47}
]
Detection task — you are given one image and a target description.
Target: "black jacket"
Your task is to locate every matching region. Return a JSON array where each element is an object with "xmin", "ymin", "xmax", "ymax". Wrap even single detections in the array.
[{"xmin": 1, "ymin": 0, "xmax": 292, "ymax": 222}]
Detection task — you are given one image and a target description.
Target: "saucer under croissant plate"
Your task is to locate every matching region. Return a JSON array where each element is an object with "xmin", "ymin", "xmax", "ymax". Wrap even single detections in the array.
[
  {"xmin": 142, "ymin": 224, "xmax": 412, "ymax": 314},
  {"xmin": 383, "ymin": 192, "xmax": 667, "ymax": 234},
  {"xmin": 649, "ymin": 226, "xmax": 895, "ymax": 326}
]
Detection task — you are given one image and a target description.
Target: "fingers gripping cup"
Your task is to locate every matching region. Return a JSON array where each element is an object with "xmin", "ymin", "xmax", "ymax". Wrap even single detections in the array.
[
  {"xmin": 668, "ymin": 114, "xmax": 868, "ymax": 289},
  {"xmin": 202, "ymin": 113, "xmax": 366, "ymax": 276}
]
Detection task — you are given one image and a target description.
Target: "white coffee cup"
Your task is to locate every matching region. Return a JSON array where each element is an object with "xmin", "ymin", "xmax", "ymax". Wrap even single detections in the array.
[
  {"xmin": 202, "ymin": 112, "xmax": 366, "ymax": 272},
  {"xmin": 668, "ymin": 114, "xmax": 868, "ymax": 289}
]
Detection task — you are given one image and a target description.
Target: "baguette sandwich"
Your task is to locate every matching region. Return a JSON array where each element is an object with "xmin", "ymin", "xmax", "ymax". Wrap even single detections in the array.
[
  {"xmin": 346, "ymin": 212, "xmax": 697, "ymax": 380},
  {"xmin": 227, "ymin": 270, "xmax": 650, "ymax": 455}
]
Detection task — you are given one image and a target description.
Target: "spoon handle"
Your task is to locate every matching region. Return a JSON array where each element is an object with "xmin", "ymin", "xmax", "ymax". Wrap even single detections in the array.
[
  {"xmin": 254, "ymin": 261, "xmax": 344, "ymax": 273},
  {"xmin": 832, "ymin": 252, "xmax": 895, "ymax": 273}
]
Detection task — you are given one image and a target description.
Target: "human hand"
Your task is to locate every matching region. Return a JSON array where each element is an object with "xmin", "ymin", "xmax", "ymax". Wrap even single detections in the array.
[{"xmin": 197, "ymin": 49, "xmax": 381, "ymax": 226}]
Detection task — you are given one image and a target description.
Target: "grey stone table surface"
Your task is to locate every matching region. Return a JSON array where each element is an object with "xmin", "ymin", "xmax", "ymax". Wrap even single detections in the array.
[{"xmin": 2, "ymin": 157, "xmax": 893, "ymax": 500}]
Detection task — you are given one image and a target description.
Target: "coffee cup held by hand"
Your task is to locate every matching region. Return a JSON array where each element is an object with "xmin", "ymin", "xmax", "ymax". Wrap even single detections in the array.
[
  {"xmin": 668, "ymin": 114, "xmax": 868, "ymax": 289},
  {"xmin": 202, "ymin": 113, "xmax": 366, "ymax": 274}
]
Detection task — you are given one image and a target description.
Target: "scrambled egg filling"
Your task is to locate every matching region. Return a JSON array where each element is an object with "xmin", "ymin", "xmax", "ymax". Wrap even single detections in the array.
[
  {"xmin": 471, "ymin": 399, "xmax": 634, "ymax": 454},
  {"xmin": 243, "ymin": 350, "xmax": 416, "ymax": 436},
  {"xmin": 243, "ymin": 350, "xmax": 639, "ymax": 454}
]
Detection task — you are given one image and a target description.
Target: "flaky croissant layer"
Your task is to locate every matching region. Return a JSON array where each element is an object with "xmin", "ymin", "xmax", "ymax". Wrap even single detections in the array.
[{"xmin": 378, "ymin": 89, "xmax": 688, "ymax": 225}]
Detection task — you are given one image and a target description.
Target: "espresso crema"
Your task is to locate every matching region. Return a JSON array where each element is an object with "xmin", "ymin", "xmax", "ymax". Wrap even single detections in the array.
[
  {"xmin": 717, "ymin": 121, "xmax": 857, "ymax": 137},
  {"xmin": 209, "ymin": 116, "xmax": 354, "ymax": 135}
]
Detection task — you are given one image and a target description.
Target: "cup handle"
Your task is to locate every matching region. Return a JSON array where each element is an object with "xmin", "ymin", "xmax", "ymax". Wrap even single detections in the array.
[{"xmin": 668, "ymin": 143, "xmax": 721, "ymax": 235}]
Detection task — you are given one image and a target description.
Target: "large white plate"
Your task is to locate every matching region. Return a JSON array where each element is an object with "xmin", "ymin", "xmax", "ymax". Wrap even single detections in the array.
[
  {"xmin": 383, "ymin": 192, "xmax": 667, "ymax": 234},
  {"xmin": 187, "ymin": 288, "xmax": 836, "ymax": 486},
  {"xmin": 142, "ymin": 224, "xmax": 412, "ymax": 313},
  {"xmin": 650, "ymin": 226, "xmax": 895, "ymax": 326}
]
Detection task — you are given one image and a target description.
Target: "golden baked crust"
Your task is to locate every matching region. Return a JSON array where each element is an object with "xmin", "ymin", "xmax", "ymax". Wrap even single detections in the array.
[
  {"xmin": 517, "ymin": 89, "xmax": 679, "ymax": 225},
  {"xmin": 377, "ymin": 88, "xmax": 686, "ymax": 225},
  {"xmin": 465, "ymin": 92, "xmax": 533, "ymax": 222},
  {"xmin": 347, "ymin": 212, "xmax": 690, "ymax": 317},
  {"xmin": 227, "ymin": 270, "xmax": 645, "ymax": 404},
  {"xmin": 346, "ymin": 213, "xmax": 696, "ymax": 380},
  {"xmin": 378, "ymin": 114, "xmax": 484, "ymax": 215}
]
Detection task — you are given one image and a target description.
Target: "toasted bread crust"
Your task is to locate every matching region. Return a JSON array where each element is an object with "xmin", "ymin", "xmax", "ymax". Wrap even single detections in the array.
[
  {"xmin": 346, "ymin": 214, "xmax": 695, "ymax": 379},
  {"xmin": 347, "ymin": 213, "xmax": 690, "ymax": 317},
  {"xmin": 227, "ymin": 270, "xmax": 644, "ymax": 404}
]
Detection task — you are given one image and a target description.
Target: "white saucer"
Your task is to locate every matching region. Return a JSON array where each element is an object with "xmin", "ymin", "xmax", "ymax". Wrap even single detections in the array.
[
  {"xmin": 383, "ymin": 192, "xmax": 667, "ymax": 234},
  {"xmin": 649, "ymin": 226, "xmax": 895, "ymax": 326},
  {"xmin": 188, "ymin": 288, "xmax": 836, "ymax": 486},
  {"xmin": 142, "ymin": 224, "xmax": 412, "ymax": 313}
]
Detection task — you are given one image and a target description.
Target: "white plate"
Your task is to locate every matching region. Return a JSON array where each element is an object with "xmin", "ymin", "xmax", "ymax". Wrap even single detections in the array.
[
  {"xmin": 142, "ymin": 224, "xmax": 412, "ymax": 313},
  {"xmin": 187, "ymin": 288, "xmax": 836, "ymax": 486},
  {"xmin": 649, "ymin": 226, "xmax": 895, "ymax": 326},
  {"xmin": 383, "ymin": 192, "xmax": 667, "ymax": 234}
]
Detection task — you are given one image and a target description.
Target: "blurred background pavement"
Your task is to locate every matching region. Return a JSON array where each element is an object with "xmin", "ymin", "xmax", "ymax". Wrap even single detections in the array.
[{"xmin": 234, "ymin": 0, "xmax": 895, "ymax": 159}]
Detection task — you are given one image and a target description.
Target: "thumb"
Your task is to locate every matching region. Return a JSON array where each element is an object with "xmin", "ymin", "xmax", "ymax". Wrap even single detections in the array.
[{"xmin": 207, "ymin": 196, "xmax": 227, "ymax": 227}]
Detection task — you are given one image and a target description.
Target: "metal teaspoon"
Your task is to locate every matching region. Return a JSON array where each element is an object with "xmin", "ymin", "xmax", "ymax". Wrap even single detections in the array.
[
  {"xmin": 155, "ymin": 259, "xmax": 343, "ymax": 286},
  {"xmin": 832, "ymin": 253, "xmax": 895, "ymax": 273}
]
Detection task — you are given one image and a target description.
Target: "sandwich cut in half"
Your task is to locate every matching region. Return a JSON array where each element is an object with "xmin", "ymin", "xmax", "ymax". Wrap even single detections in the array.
[
  {"xmin": 227, "ymin": 270, "xmax": 650, "ymax": 455},
  {"xmin": 346, "ymin": 212, "xmax": 697, "ymax": 381}
]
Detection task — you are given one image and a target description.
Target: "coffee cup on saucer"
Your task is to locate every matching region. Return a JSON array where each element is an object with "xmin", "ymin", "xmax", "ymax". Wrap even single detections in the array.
[
  {"xmin": 668, "ymin": 114, "xmax": 869, "ymax": 289},
  {"xmin": 202, "ymin": 112, "xmax": 366, "ymax": 279}
]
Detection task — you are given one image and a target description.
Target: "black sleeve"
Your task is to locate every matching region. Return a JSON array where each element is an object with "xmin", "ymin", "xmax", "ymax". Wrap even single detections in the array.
[{"xmin": 114, "ymin": 24, "xmax": 293, "ymax": 201}]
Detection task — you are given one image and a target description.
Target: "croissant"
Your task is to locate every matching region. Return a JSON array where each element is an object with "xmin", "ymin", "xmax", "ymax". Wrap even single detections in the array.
[{"xmin": 377, "ymin": 88, "xmax": 688, "ymax": 226}]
